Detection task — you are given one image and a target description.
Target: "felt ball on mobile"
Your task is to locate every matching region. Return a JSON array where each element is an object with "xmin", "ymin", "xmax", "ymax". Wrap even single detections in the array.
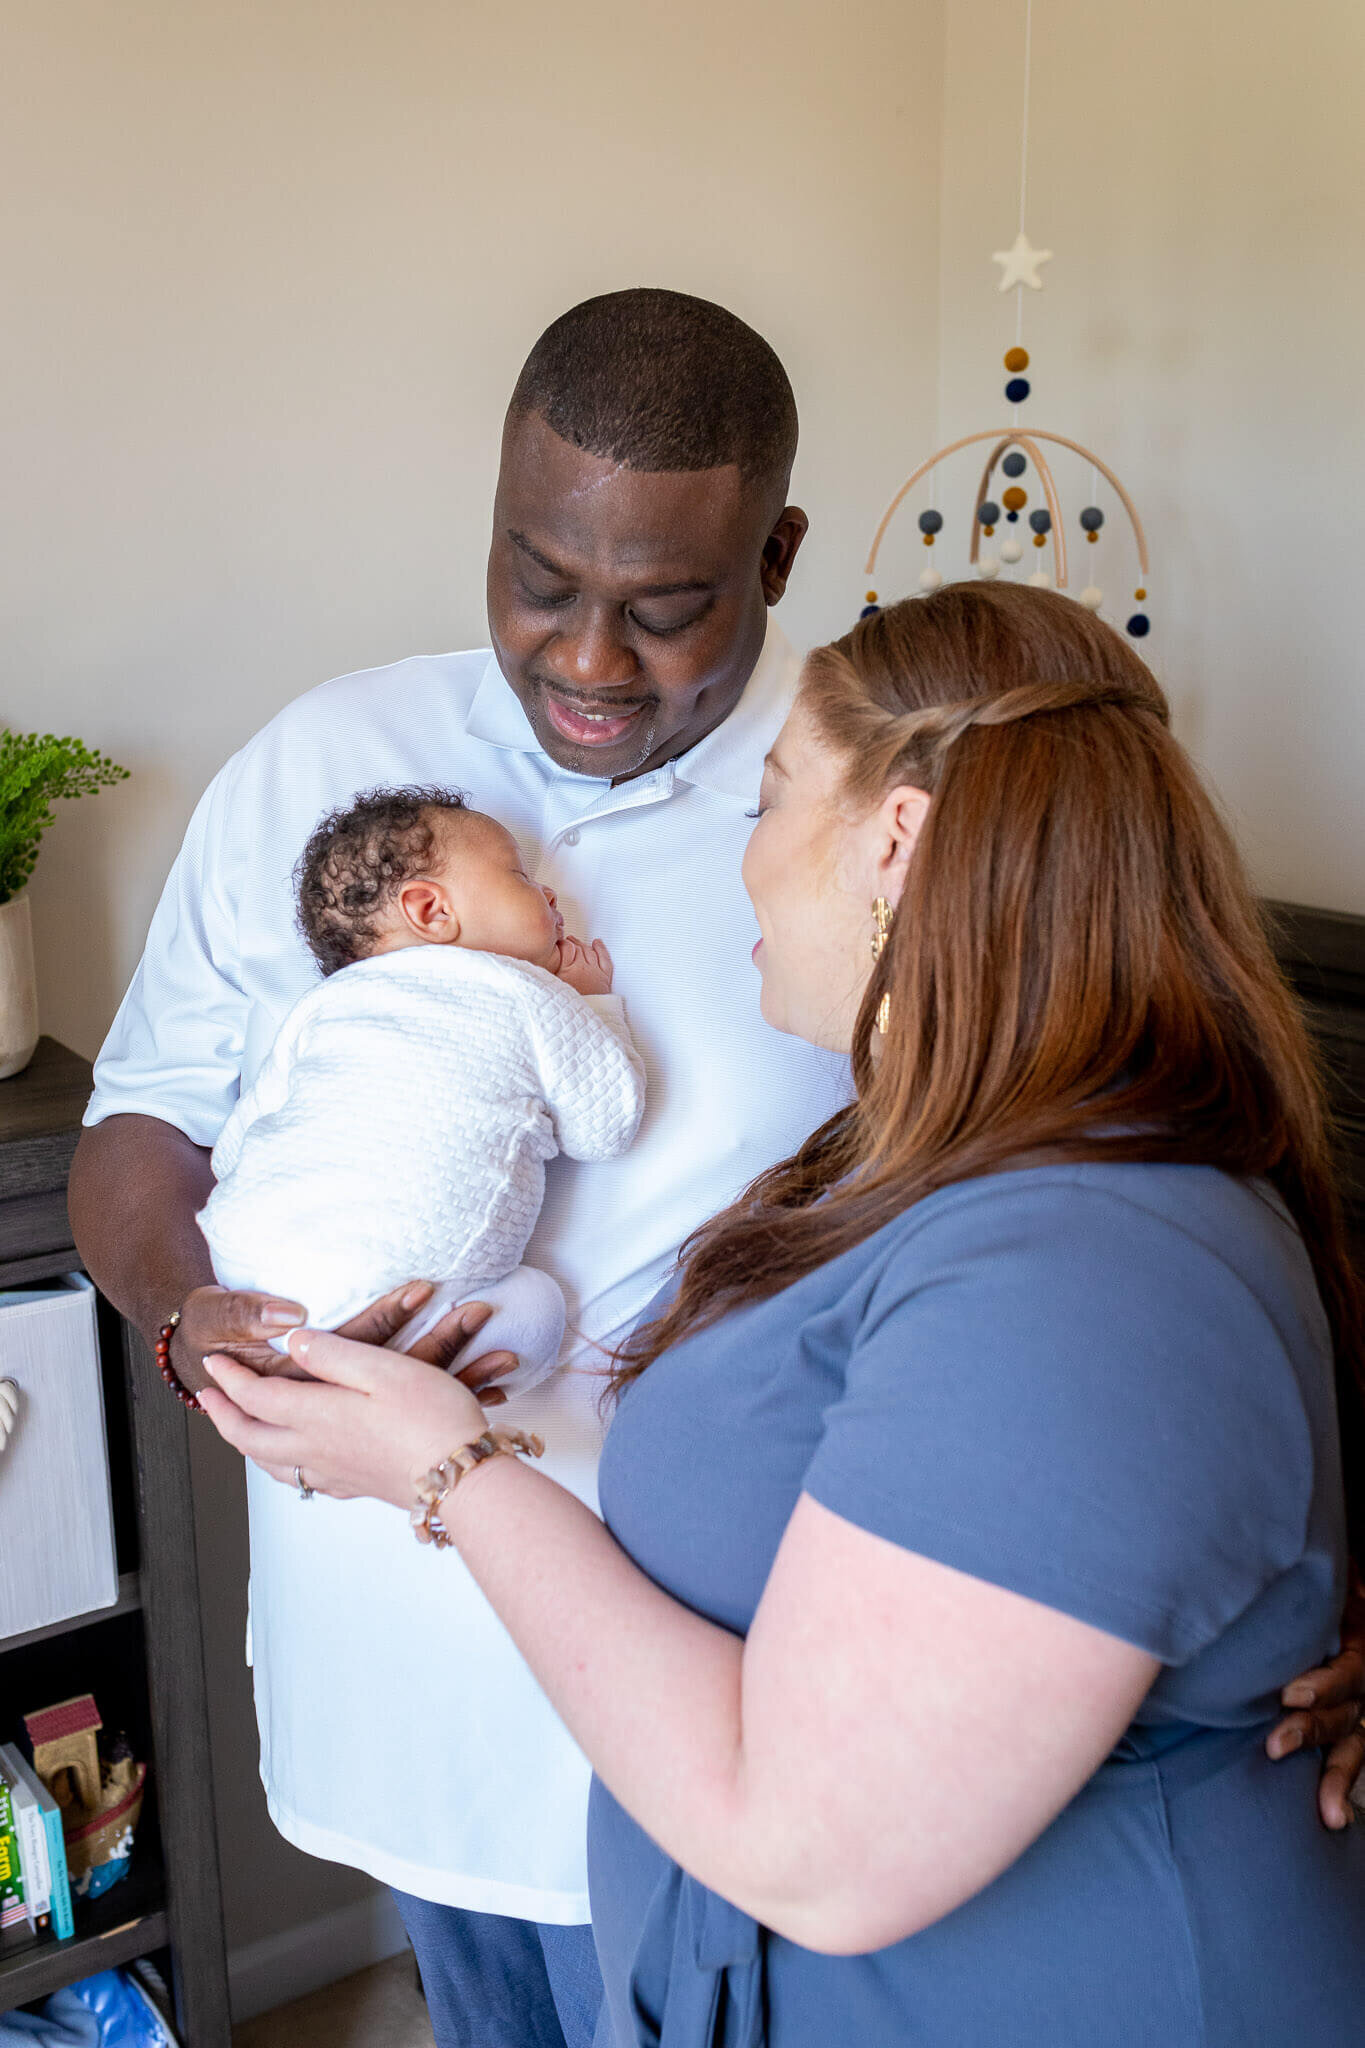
[
  {"xmin": 1002, "ymin": 451, "xmax": 1027, "ymax": 478},
  {"xmin": 1004, "ymin": 346, "xmax": 1030, "ymax": 372},
  {"xmin": 1002, "ymin": 486, "xmax": 1027, "ymax": 512},
  {"xmin": 977, "ymin": 554, "xmax": 1001, "ymax": 580},
  {"xmin": 1028, "ymin": 508, "xmax": 1052, "ymax": 533},
  {"xmin": 1000, "ymin": 536, "xmax": 1024, "ymax": 563},
  {"xmin": 918, "ymin": 508, "xmax": 944, "ymax": 533},
  {"xmin": 1028, "ymin": 568, "xmax": 1052, "ymax": 589},
  {"xmin": 977, "ymin": 500, "xmax": 1001, "ymax": 526},
  {"xmin": 1005, "ymin": 377, "xmax": 1031, "ymax": 403},
  {"xmin": 918, "ymin": 566, "xmax": 944, "ymax": 592},
  {"xmin": 1079, "ymin": 505, "xmax": 1104, "ymax": 531},
  {"xmin": 1078, "ymin": 586, "xmax": 1104, "ymax": 610},
  {"xmin": 1126, "ymin": 612, "xmax": 1151, "ymax": 637}
]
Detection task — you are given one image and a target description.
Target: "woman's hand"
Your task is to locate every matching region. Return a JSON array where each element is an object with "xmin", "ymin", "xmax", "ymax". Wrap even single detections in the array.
[
  {"xmin": 197, "ymin": 1324, "xmax": 496, "ymax": 1505},
  {"xmin": 1266, "ymin": 1571, "xmax": 1365, "ymax": 1828}
]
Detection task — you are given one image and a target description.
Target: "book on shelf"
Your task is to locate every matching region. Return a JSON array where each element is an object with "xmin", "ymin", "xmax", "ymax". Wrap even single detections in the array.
[
  {"xmin": 0, "ymin": 1744, "xmax": 74, "ymax": 1940},
  {"xmin": 0, "ymin": 1765, "xmax": 25, "ymax": 1933}
]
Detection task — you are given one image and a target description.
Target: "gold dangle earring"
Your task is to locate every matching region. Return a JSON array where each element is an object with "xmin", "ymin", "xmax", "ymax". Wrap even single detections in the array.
[{"xmin": 871, "ymin": 898, "xmax": 893, "ymax": 1034}]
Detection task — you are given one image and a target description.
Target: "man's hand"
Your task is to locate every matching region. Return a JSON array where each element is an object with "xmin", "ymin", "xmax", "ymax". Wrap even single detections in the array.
[
  {"xmin": 555, "ymin": 935, "xmax": 613, "ymax": 997},
  {"xmin": 1266, "ymin": 1571, "xmax": 1365, "ymax": 1828},
  {"xmin": 171, "ymin": 1285, "xmax": 309, "ymax": 1388},
  {"xmin": 174, "ymin": 1279, "xmax": 458, "ymax": 1388}
]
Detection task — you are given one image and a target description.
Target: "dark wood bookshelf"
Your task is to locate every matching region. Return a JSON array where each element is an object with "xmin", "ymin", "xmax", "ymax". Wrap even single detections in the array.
[{"xmin": 0, "ymin": 1039, "xmax": 229, "ymax": 2041}]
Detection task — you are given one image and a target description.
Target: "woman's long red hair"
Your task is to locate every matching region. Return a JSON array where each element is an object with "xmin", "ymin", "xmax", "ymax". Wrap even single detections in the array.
[{"xmin": 613, "ymin": 583, "xmax": 1365, "ymax": 1539}]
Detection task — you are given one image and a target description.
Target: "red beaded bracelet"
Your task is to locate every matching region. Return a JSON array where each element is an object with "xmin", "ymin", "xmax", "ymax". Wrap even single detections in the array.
[{"xmin": 155, "ymin": 1311, "xmax": 202, "ymax": 1412}]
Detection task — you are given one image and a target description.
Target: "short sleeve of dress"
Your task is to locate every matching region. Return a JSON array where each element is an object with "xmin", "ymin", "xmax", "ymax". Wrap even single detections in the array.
[{"xmin": 801, "ymin": 1173, "xmax": 1317, "ymax": 1665}]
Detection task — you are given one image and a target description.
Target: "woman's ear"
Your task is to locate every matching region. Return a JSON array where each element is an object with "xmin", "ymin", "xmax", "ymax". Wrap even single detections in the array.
[
  {"xmin": 396, "ymin": 877, "xmax": 461, "ymax": 945},
  {"xmin": 873, "ymin": 784, "xmax": 932, "ymax": 910}
]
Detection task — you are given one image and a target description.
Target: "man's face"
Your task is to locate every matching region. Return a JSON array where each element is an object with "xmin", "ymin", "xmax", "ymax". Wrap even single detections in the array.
[{"xmin": 487, "ymin": 411, "xmax": 807, "ymax": 783}]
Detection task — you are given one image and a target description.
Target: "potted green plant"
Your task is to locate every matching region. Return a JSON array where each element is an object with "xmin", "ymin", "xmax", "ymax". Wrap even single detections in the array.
[{"xmin": 0, "ymin": 732, "xmax": 128, "ymax": 1079}]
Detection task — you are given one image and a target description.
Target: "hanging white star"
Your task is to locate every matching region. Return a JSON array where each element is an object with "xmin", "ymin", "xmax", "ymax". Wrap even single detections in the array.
[{"xmin": 992, "ymin": 231, "xmax": 1053, "ymax": 293}]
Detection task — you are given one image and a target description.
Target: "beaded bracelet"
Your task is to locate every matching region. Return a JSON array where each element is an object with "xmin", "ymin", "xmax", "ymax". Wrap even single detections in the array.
[
  {"xmin": 410, "ymin": 1428, "xmax": 545, "ymax": 1548},
  {"xmin": 155, "ymin": 1311, "xmax": 203, "ymax": 1412}
]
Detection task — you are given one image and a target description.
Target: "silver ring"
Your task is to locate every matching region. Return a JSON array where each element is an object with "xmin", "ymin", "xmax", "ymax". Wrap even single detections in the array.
[{"xmin": 294, "ymin": 1465, "xmax": 314, "ymax": 1501}]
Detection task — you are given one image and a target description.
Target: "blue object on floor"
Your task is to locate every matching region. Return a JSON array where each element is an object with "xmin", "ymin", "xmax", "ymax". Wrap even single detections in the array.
[{"xmin": 0, "ymin": 1970, "xmax": 176, "ymax": 2047}]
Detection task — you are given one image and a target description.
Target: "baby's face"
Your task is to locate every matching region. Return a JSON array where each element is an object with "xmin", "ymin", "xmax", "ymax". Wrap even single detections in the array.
[{"xmin": 428, "ymin": 814, "xmax": 565, "ymax": 969}]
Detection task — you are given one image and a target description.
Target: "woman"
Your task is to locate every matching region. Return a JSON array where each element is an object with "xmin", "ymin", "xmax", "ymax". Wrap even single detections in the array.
[{"xmin": 201, "ymin": 584, "xmax": 1365, "ymax": 2044}]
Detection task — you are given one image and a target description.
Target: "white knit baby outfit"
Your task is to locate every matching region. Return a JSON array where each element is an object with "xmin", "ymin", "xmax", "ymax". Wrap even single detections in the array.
[{"xmin": 198, "ymin": 946, "xmax": 646, "ymax": 1396}]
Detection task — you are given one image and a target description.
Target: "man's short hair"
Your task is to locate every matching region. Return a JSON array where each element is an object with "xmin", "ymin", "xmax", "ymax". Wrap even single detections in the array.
[
  {"xmin": 294, "ymin": 786, "xmax": 471, "ymax": 977},
  {"xmin": 508, "ymin": 288, "xmax": 797, "ymax": 497}
]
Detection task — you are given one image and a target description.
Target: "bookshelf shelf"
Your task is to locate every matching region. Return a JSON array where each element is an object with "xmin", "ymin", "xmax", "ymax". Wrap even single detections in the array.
[
  {"xmin": 1, "ymin": 1575, "xmax": 143, "ymax": 1658},
  {"xmin": 0, "ymin": 1855, "xmax": 168, "ymax": 2010},
  {"xmin": 0, "ymin": 1040, "xmax": 229, "ymax": 2040}
]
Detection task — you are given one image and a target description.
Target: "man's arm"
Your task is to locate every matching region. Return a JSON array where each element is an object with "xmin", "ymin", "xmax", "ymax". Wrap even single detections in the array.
[{"xmin": 69, "ymin": 1113, "xmax": 305, "ymax": 1392}]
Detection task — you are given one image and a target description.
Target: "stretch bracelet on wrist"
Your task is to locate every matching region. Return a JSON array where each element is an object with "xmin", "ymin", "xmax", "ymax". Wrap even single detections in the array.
[
  {"xmin": 154, "ymin": 1311, "xmax": 202, "ymax": 1412},
  {"xmin": 410, "ymin": 1428, "xmax": 545, "ymax": 1548}
]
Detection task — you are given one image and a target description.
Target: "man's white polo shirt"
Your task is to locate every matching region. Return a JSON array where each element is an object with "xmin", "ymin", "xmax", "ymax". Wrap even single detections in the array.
[{"xmin": 86, "ymin": 616, "xmax": 849, "ymax": 1920}]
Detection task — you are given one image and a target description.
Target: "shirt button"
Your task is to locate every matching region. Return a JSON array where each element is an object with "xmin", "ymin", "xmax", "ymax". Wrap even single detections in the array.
[{"xmin": 563, "ymin": 829, "xmax": 581, "ymax": 846}]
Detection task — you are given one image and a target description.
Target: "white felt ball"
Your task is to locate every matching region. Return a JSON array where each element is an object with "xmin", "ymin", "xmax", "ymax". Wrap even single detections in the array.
[
  {"xmin": 977, "ymin": 554, "xmax": 1001, "ymax": 580},
  {"xmin": 1028, "ymin": 569, "xmax": 1052, "ymax": 590},
  {"xmin": 1078, "ymin": 585, "xmax": 1104, "ymax": 611},
  {"xmin": 918, "ymin": 566, "xmax": 944, "ymax": 592},
  {"xmin": 1000, "ymin": 537, "xmax": 1023, "ymax": 564}
]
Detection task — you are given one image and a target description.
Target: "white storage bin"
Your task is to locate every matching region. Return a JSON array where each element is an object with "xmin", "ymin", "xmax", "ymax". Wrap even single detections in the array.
[{"xmin": 0, "ymin": 1274, "xmax": 119, "ymax": 1639}]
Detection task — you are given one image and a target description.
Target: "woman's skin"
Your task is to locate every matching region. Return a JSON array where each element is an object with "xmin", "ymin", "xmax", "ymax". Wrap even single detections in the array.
[{"xmin": 200, "ymin": 702, "xmax": 1177, "ymax": 1953}]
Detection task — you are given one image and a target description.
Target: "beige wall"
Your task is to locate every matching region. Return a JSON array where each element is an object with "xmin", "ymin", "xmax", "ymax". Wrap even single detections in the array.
[
  {"xmin": 0, "ymin": 0, "xmax": 944, "ymax": 1995},
  {"xmin": 938, "ymin": 0, "xmax": 1365, "ymax": 911}
]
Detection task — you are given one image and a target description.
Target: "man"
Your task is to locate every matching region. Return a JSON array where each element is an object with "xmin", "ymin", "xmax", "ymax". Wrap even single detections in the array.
[
  {"xmin": 70, "ymin": 288, "xmax": 1365, "ymax": 2048},
  {"xmin": 70, "ymin": 290, "xmax": 849, "ymax": 2048}
]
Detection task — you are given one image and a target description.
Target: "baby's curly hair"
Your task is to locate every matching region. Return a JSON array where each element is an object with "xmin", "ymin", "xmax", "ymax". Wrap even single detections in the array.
[{"xmin": 295, "ymin": 786, "xmax": 472, "ymax": 976}]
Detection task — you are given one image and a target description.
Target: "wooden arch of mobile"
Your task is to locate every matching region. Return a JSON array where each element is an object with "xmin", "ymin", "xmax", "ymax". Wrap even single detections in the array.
[{"xmin": 864, "ymin": 429, "xmax": 1149, "ymax": 594}]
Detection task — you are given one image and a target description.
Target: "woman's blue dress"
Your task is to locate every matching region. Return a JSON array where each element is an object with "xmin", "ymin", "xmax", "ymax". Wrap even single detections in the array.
[{"xmin": 589, "ymin": 1163, "xmax": 1365, "ymax": 2045}]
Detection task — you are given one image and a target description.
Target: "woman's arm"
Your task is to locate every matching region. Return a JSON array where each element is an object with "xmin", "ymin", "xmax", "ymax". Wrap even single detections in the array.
[{"xmin": 199, "ymin": 1332, "xmax": 1156, "ymax": 1953}]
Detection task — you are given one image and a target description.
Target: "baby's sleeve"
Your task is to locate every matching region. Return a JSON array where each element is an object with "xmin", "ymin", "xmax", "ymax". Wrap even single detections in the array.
[{"xmin": 522, "ymin": 984, "xmax": 647, "ymax": 1164}]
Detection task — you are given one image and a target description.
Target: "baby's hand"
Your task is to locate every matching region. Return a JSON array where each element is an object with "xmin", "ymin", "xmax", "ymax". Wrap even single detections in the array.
[{"xmin": 556, "ymin": 935, "xmax": 613, "ymax": 996}]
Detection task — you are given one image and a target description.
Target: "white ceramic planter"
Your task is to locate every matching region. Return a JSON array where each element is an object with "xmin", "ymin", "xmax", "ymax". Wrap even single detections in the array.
[{"xmin": 0, "ymin": 893, "xmax": 40, "ymax": 1080}]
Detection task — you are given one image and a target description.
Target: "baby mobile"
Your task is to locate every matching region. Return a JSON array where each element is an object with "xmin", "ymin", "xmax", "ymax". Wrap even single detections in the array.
[{"xmin": 860, "ymin": 0, "xmax": 1150, "ymax": 639}]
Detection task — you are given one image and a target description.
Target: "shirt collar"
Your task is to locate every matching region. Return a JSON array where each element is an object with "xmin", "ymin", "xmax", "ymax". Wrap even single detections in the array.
[{"xmin": 463, "ymin": 614, "xmax": 802, "ymax": 805}]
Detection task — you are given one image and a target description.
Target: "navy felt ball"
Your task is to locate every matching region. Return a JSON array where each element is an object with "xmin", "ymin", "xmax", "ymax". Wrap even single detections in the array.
[
  {"xmin": 1005, "ymin": 377, "xmax": 1030, "ymax": 403},
  {"xmin": 918, "ymin": 509, "xmax": 944, "ymax": 534},
  {"xmin": 1080, "ymin": 505, "xmax": 1105, "ymax": 532},
  {"xmin": 978, "ymin": 500, "xmax": 1001, "ymax": 526},
  {"xmin": 1007, "ymin": 509, "xmax": 1020, "ymax": 523},
  {"xmin": 1126, "ymin": 612, "xmax": 1151, "ymax": 638},
  {"xmin": 1028, "ymin": 508, "xmax": 1052, "ymax": 533},
  {"xmin": 860, "ymin": 603, "xmax": 881, "ymax": 618},
  {"xmin": 1002, "ymin": 452, "xmax": 1027, "ymax": 478}
]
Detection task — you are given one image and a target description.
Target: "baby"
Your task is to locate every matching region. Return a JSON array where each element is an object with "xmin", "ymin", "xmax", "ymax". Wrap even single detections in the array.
[{"xmin": 197, "ymin": 786, "xmax": 646, "ymax": 1398}]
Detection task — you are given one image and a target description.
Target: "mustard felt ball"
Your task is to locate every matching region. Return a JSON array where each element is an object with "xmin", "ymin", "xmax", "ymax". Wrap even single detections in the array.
[{"xmin": 1004, "ymin": 346, "xmax": 1030, "ymax": 372}]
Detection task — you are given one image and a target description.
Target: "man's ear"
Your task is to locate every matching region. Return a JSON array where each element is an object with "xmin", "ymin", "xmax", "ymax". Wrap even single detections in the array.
[
  {"xmin": 397, "ymin": 878, "xmax": 460, "ymax": 945},
  {"xmin": 875, "ymin": 784, "xmax": 932, "ymax": 909},
  {"xmin": 760, "ymin": 506, "xmax": 810, "ymax": 605}
]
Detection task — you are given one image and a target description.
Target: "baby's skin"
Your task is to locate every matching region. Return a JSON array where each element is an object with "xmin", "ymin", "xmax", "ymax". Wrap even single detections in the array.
[{"xmin": 367, "ymin": 808, "xmax": 613, "ymax": 996}]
